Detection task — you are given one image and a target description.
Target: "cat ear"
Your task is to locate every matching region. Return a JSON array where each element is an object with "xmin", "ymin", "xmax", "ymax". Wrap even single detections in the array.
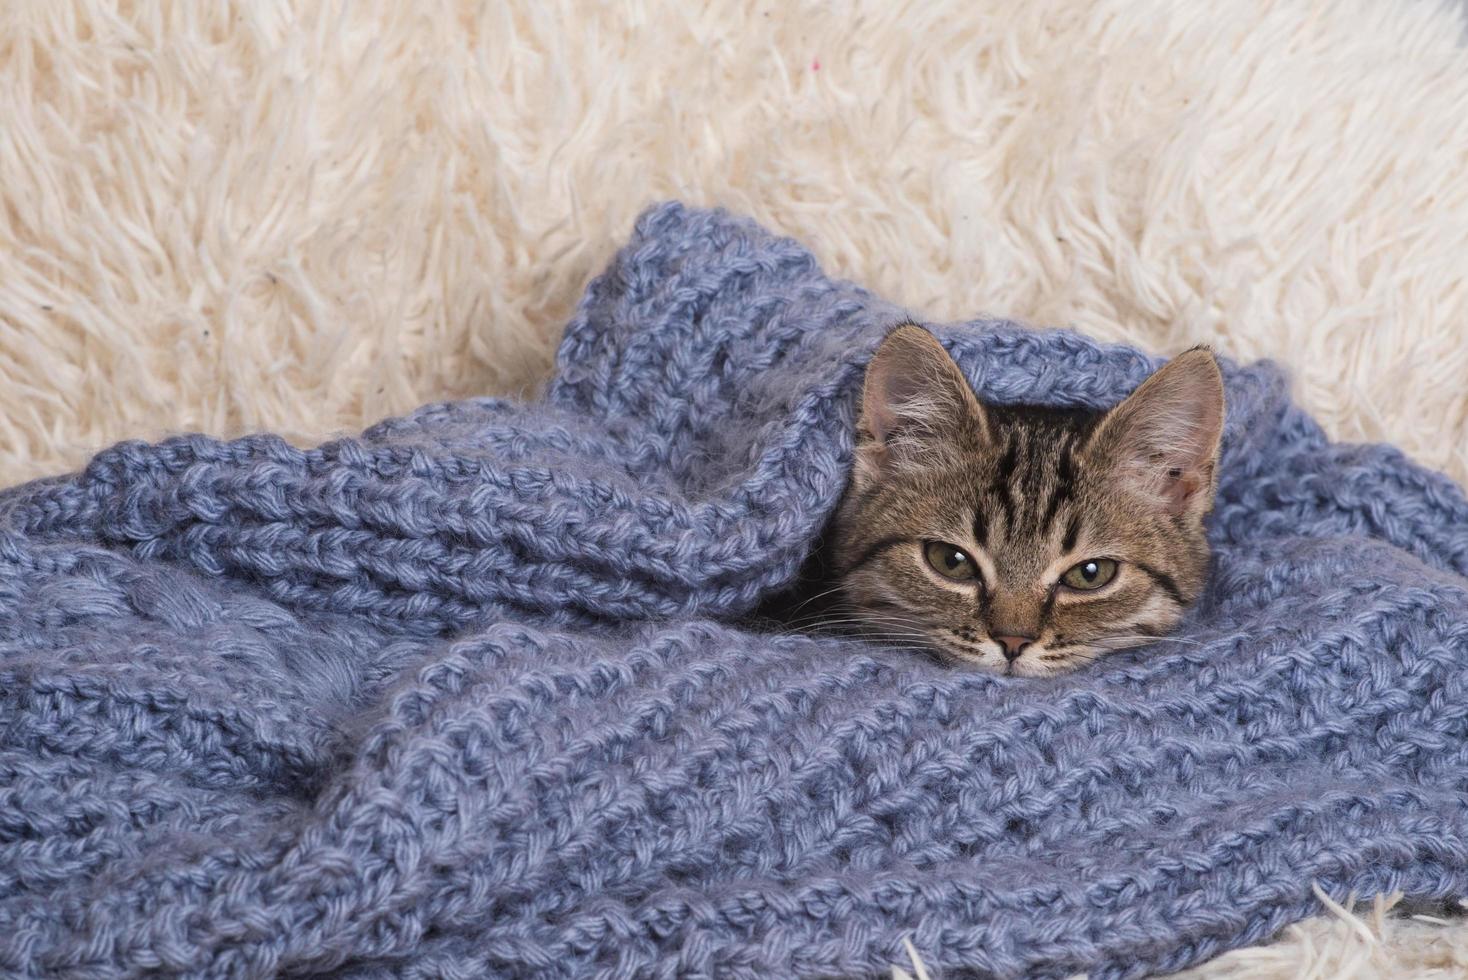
[
  {"xmin": 857, "ymin": 324, "xmax": 990, "ymax": 475},
  {"xmin": 1085, "ymin": 347, "xmax": 1225, "ymax": 518}
]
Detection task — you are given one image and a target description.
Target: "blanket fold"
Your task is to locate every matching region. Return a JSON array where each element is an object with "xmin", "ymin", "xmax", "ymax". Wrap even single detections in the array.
[{"xmin": 4, "ymin": 202, "xmax": 1468, "ymax": 978}]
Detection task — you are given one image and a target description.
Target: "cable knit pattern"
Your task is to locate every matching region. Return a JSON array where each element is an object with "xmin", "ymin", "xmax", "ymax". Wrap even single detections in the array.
[{"xmin": 4, "ymin": 203, "xmax": 1468, "ymax": 979}]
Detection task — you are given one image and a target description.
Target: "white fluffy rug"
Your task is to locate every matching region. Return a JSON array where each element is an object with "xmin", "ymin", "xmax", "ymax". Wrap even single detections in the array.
[{"xmin": 4, "ymin": 1, "xmax": 1468, "ymax": 975}]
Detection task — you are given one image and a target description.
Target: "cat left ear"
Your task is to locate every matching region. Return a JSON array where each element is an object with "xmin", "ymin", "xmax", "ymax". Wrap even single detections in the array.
[
  {"xmin": 1085, "ymin": 347, "xmax": 1225, "ymax": 518},
  {"xmin": 857, "ymin": 324, "xmax": 990, "ymax": 476}
]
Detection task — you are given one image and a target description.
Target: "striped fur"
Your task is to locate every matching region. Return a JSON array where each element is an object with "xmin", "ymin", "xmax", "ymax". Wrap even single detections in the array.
[{"xmin": 833, "ymin": 325, "xmax": 1224, "ymax": 676}]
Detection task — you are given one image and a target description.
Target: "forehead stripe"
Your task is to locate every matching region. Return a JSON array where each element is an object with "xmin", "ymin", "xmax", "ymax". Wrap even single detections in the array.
[
  {"xmin": 1062, "ymin": 514, "xmax": 1081, "ymax": 554},
  {"xmin": 972, "ymin": 509, "xmax": 988, "ymax": 547},
  {"xmin": 991, "ymin": 435, "xmax": 1019, "ymax": 528},
  {"xmin": 1040, "ymin": 480, "xmax": 1071, "ymax": 537}
]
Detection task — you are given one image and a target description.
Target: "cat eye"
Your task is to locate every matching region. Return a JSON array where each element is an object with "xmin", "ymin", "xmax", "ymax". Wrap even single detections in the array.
[
  {"xmin": 1060, "ymin": 558, "xmax": 1118, "ymax": 591},
  {"xmin": 924, "ymin": 541, "xmax": 978, "ymax": 582}
]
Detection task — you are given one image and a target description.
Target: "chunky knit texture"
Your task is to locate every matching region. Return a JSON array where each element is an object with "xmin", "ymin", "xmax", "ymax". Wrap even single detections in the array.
[{"xmin": 5, "ymin": 203, "xmax": 1468, "ymax": 979}]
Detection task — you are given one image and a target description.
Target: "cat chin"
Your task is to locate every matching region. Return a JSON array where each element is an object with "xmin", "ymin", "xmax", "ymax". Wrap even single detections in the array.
[{"xmin": 931, "ymin": 643, "xmax": 1096, "ymax": 678}]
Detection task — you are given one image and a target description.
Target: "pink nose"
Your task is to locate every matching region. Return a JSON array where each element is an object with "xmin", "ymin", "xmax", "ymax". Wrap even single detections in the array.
[{"xmin": 993, "ymin": 635, "xmax": 1035, "ymax": 662}]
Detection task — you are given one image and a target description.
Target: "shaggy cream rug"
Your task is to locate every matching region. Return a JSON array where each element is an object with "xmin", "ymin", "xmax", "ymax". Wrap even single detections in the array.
[{"xmin": 3, "ymin": 1, "xmax": 1468, "ymax": 975}]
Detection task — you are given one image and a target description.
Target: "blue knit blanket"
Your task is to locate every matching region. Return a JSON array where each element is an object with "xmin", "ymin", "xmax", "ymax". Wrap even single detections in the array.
[{"xmin": 5, "ymin": 203, "xmax": 1468, "ymax": 979}]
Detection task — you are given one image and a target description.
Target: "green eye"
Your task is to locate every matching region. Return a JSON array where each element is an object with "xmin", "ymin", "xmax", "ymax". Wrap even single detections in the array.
[
  {"xmin": 924, "ymin": 541, "xmax": 978, "ymax": 581},
  {"xmin": 1060, "ymin": 558, "xmax": 1118, "ymax": 591}
]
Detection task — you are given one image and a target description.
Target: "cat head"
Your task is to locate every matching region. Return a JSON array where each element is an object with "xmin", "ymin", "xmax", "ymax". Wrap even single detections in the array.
[{"xmin": 832, "ymin": 324, "xmax": 1225, "ymax": 676}]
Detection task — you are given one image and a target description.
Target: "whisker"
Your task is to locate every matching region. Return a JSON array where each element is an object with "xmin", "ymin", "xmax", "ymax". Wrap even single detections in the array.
[
  {"xmin": 782, "ymin": 583, "xmax": 853, "ymax": 616},
  {"xmin": 792, "ymin": 617, "xmax": 929, "ymax": 633}
]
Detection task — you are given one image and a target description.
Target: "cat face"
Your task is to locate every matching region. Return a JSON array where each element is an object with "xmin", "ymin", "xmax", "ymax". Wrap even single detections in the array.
[{"xmin": 832, "ymin": 325, "xmax": 1224, "ymax": 676}]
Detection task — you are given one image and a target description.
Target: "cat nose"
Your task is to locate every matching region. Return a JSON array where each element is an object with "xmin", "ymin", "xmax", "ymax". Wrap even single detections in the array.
[{"xmin": 993, "ymin": 634, "xmax": 1035, "ymax": 662}]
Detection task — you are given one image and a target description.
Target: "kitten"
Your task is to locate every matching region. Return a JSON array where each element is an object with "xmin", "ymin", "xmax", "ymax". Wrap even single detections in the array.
[{"xmin": 830, "ymin": 324, "xmax": 1225, "ymax": 676}]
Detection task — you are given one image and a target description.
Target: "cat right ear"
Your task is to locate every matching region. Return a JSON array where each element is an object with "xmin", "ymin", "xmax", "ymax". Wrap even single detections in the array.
[
  {"xmin": 1084, "ymin": 347, "xmax": 1225, "ymax": 518},
  {"xmin": 857, "ymin": 324, "xmax": 989, "ymax": 477}
]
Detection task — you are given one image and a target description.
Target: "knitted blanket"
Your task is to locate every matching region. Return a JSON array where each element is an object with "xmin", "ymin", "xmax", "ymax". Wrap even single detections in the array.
[{"xmin": 5, "ymin": 203, "xmax": 1468, "ymax": 980}]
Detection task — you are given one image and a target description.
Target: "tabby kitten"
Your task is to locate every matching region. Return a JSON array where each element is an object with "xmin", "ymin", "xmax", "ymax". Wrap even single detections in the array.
[{"xmin": 831, "ymin": 324, "xmax": 1225, "ymax": 676}]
